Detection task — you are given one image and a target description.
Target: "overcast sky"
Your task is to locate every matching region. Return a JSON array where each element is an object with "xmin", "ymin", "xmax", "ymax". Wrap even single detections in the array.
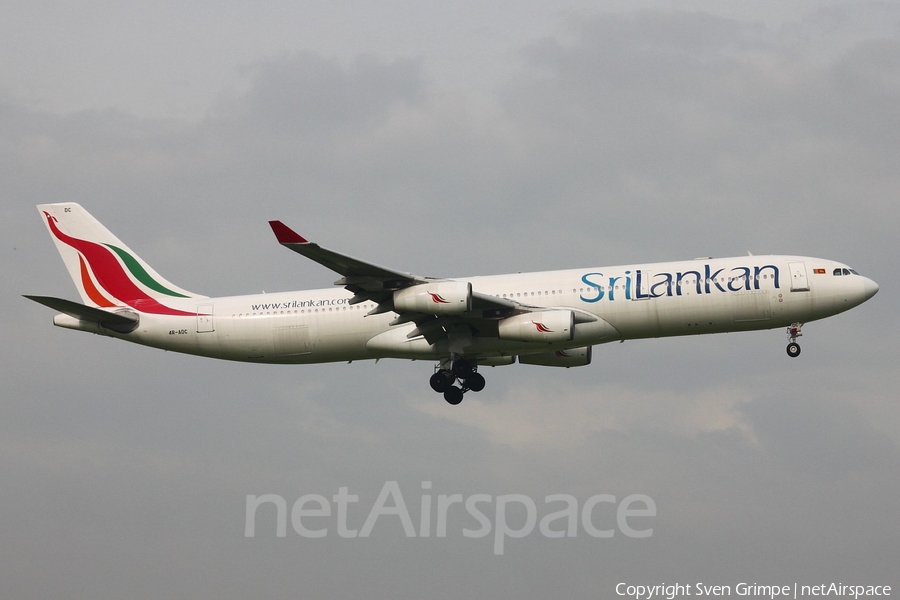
[{"xmin": 2, "ymin": 2, "xmax": 898, "ymax": 599}]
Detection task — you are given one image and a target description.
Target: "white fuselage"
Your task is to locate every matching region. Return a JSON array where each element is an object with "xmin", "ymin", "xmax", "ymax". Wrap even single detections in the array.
[{"xmin": 56, "ymin": 255, "xmax": 875, "ymax": 364}]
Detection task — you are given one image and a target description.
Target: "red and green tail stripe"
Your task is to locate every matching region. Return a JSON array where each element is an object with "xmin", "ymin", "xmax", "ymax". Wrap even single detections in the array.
[
  {"xmin": 44, "ymin": 211, "xmax": 197, "ymax": 316},
  {"xmin": 103, "ymin": 243, "xmax": 189, "ymax": 298}
]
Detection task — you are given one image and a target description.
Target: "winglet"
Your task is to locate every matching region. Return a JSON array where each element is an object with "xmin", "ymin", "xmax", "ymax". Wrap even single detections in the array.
[{"xmin": 268, "ymin": 220, "xmax": 309, "ymax": 244}]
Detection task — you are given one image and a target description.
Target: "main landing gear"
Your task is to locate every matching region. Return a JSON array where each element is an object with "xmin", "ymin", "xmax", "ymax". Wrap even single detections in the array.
[
  {"xmin": 786, "ymin": 322, "xmax": 803, "ymax": 358},
  {"xmin": 430, "ymin": 358, "xmax": 485, "ymax": 405}
]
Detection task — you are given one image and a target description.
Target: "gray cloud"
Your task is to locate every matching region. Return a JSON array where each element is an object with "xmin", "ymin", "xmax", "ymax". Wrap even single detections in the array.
[
  {"xmin": 2, "ymin": 3, "xmax": 898, "ymax": 598},
  {"xmin": 239, "ymin": 53, "xmax": 425, "ymax": 135}
]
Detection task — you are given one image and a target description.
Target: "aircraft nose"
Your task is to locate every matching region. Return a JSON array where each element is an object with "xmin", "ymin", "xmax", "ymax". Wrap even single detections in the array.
[{"xmin": 862, "ymin": 277, "xmax": 879, "ymax": 301}]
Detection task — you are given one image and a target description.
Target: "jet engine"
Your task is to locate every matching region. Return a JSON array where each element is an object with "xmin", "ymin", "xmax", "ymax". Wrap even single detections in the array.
[
  {"xmin": 519, "ymin": 346, "xmax": 592, "ymax": 367},
  {"xmin": 393, "ymin": 281, "xmax": 472, "ymax": 315},
  {"xmin": 497, "ymin": 310, "xmax": 574, "ymax": 343}
]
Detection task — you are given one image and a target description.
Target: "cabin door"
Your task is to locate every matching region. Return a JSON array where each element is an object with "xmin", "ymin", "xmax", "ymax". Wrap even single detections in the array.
[
  {"xmin": 197, "ymin": 304, "xmax": 215, "ymax": 332},
  {"xmin": 788, "ymin": 262, "xmax": 809, "ymax": 292}
]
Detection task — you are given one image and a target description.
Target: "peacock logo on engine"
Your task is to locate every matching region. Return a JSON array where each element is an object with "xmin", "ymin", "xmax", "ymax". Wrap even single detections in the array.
[{"xmin": 532, "ymin": 321, "xmax": 553, "ymax": 333}]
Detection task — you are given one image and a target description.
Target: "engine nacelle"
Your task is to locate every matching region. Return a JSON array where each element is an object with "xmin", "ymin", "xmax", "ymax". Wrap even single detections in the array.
[
  {"xmin": 393, "ymin": 281, "xmax": 472, "ymax": 315},
  {"xmin": 497, "ymin": 310, "xmax": 574, "ymax": 343},
  {"xmin": 519, "ymin": 346, "xmax": 592, "ymax": 367},
  {"xmin": 477, "ymin": 356, "xmax": 516, "ymax": 367}
]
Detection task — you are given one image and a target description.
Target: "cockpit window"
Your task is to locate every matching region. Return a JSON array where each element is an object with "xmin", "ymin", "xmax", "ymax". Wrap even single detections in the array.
[
  {"xmin": 834, "ymin": 268, "xmax": 859, "ymax": 276},
  {"xmin": 833, "ymin": 268, "xmax": 842, "ymax": 276},
  {"xmin": 849, "ymin": 268, "xmax": 859, "ymax": 275},
  {"xmin": 842, "ymin": 268, "xmax": 852, "ymax": 276}
]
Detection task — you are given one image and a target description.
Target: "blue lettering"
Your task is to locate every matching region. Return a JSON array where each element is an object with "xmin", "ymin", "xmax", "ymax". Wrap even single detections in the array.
[
  {"xmin": 580, "ymin": 273, "xmax": 604, "ymax": 303},
  {"xmin": 676, "ymin": 270, "xmax": 702, "ymax": 296},
  {"xmin": 635, "ymin": 270, "xmax": 649, "ymax": 299},
  {"xmin": 580, "ymin": 263, "xmax": 780, "ymax": 301},
  {"xmin": 608, "ymin": 276, "xmax": 622, "ymax": 301},
  {"xmin": 650, "ymin": 273, "xmax": 673, "ymax": 298},
  {"xmin": 704, "ymin": 265, "xmax": 726, "ymax": 293},
  {"xmin": 754, "ymin": 264, "xmax": 779, "ymax": 289},
  {"xmin": 728, "ymin": 267, "xmax": 751, "ymax": 291}
]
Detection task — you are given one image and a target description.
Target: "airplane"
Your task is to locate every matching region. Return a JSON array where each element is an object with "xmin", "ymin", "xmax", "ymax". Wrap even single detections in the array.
[{"xmin": 26, "ymin": 203, "xmax": 879, "ymax": 405}]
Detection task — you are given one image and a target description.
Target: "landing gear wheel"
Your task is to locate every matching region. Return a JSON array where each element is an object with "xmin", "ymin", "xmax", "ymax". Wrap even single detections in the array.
[
  {"xmin": 785, "ymin": 322, "xmax": 803, "ymax": 358},
  {"xmin": 465, "ymin": 372, "xmax": 485, "ymax": 392},
  {"xmin": 452, "ymin": 359, "xmax": 474, "ymax": 379},
  {"xmin": 444, "ymin": 386, "xmax": 464, "ymax": 405},
  {"xmin": 430, "ymin": 370, "xmax": 455, "ymax": 393}
]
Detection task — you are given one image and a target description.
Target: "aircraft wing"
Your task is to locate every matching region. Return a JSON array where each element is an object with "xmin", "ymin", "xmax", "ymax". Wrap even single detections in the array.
[
  {"xmin": 269, "ymin": 221, "xmax": 423, "ymax": 285},
  {"xmin": 268, "ymin": 221, "xmax": 580, "ymax": 344}
]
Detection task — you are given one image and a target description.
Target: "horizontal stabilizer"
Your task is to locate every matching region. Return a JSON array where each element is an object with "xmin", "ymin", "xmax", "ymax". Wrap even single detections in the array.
[{"xmin": 24, "ymin": 295, "xmax": 139, "ymax": 332}]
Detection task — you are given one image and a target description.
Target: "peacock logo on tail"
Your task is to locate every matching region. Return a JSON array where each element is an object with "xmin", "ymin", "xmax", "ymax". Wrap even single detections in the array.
[{"xmin": 43, "ymin": 211, "xmax": 199, "ymax": 316}]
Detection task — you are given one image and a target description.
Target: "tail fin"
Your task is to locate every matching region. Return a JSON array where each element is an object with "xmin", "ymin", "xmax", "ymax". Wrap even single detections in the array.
[{"xmin": 37, "ymin": 203, "xmax": 206, "ymax": 313}]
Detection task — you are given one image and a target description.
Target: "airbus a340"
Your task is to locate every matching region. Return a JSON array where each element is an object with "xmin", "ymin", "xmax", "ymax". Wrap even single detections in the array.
[{"xmin": 27, "ymin": 203, "xmax": 878, "ymax": 405}]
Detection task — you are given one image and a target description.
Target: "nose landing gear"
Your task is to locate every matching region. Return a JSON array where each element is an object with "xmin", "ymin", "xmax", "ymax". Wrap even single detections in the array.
[
  {"xmin": 786, "ymin": 322, "xmax": 803, "ymax": 357},
  {"xmin": 432, "ymin": 357, "xmax": 485, "ymax": 405}
]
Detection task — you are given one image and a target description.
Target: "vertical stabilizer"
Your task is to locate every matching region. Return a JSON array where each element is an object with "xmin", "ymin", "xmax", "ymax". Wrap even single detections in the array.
[{"xmin": 37, "ymin": 203, "xmax": 206, "ymax": 312}]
